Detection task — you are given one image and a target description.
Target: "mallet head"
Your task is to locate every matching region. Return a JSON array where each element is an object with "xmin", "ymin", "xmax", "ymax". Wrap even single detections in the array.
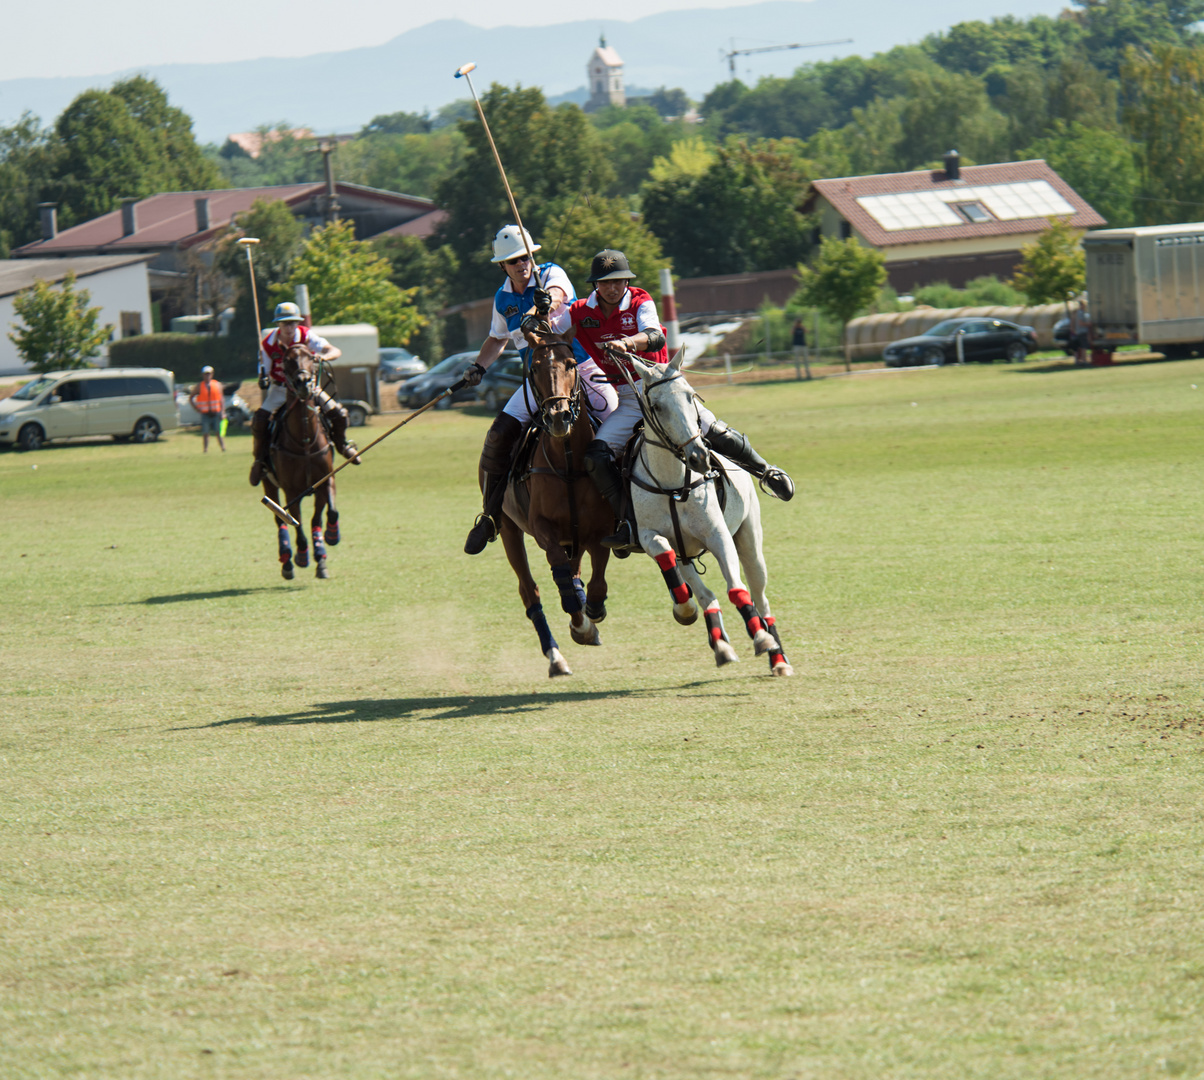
[
  {"xmin": 237, "ymin": 237, "xmax": 260, "ymax": 246},
  {"xmin": 455, "ymin": 62, "xmax": 476, "ymax": 78},
  {"xmin": 261, "ymin": 494, "xmax": 301, "ymax": 529}
]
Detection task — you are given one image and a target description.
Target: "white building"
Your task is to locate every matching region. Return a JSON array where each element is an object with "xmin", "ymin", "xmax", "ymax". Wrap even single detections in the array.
[
  {"xmin": 0, "ymin": 255, "xmax": 153, "ymax": 377},
  {"xmin": 586, "ymin": 36, "xmax": 625, "ymax": 111}
]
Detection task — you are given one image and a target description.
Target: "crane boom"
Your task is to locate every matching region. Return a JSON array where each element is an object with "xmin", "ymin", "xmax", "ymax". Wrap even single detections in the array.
[{"xmin": 723, "ymin": 38, "xmax": 853, "ymax": 77}]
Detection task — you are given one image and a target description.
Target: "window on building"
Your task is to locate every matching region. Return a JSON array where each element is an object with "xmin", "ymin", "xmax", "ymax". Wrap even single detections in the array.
[
  {"xmin": 953, "ymin": 202, "xmax": 994, "ymax": 224},
  {"xmin": 840, "ymin": 220, "xmax": 852, "ymax": 240}
]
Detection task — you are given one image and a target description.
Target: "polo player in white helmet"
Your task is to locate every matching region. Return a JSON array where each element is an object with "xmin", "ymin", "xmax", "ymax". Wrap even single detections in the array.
[
  {"xmin": 248, "ymin": 301, "xmax": 361, "ymax": 487},
  {"xmin": 459, "ymin": 225, "xmax": 618, "ymax": 554}
]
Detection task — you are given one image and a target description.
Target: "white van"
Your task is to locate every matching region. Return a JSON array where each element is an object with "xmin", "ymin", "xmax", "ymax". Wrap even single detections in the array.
[{"xmin": 0, "ymin": 368, "xmax": 179, "ymax": 451}]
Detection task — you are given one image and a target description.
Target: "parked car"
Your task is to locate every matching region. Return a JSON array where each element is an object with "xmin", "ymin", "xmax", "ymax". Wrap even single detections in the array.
[
  {"xmin": 378, "ymin": 347, "xmax": 426, "ymax": 382},
  {"xmin": 0, "ymin": 368, "xmax": 179, "ymax": 451},
  {"xmin": 476, "ymin": 351, "xmax": 524, "ymax": 412},
  {"xmin": 174, "ymin": 382, "xmax": 252, "ymax": 428},
  {"xmin": 883, "ymin": 318, "xmax": 1038, "ymax": 367},
  {"xmin": 397, "ymin": 352, "xmax": 479, "ymax": 410}
]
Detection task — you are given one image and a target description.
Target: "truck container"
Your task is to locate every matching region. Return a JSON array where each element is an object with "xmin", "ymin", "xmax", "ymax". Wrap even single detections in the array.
[
  {"xmin": 311, "ymin": 323, "xmax": 380, "ymax": 425},
  {"xmin": 1083, "ymin": 222, "xmax": 1204, "ymax": 358}
]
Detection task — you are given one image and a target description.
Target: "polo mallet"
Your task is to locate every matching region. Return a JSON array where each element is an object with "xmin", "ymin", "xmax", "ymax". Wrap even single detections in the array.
[
  {"xmin": 260, "ymin": 376, "xmax": 476, "ymax": 528},
  {"xmin": 455, "ymin": 62, "xmax": 536, "ymax": 267},
  {"xmin": 237, "ymin": 237, "xmax": 264, "ymax": 343}
]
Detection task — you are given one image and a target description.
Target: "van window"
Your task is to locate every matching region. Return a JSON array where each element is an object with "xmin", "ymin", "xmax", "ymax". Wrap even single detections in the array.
[
  {"xmin": 54, "ymin": 381, "xmax": 84, "ymax": 402},
  {"xmin": 11, "ymin": 377, "xmax": 55, "ymax": 401},
  {"xmin": 127, "ymin": 376, "xmax": 169, "ymax": 396},
  {"xmin": 85, "ymin": 378, "xmax": 128, "ymax": 399}
]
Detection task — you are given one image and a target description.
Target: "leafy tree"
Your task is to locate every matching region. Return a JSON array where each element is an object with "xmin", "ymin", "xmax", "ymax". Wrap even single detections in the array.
[
  {"xmin": 1073, "ymin": 0, "xmax": 1204, "ymax": 75},
  {"xmin": 1020, "ymin": 122, "xmax": 1138, "ymax": 226},
  {"xmin": 109, "ymin": 76, "xmax": 223, "ymax": 192},
  {"xmin": 793, "ymin": 238, "xmax": 887, "ymax": 365},
  {"xmin": 8, "ymin": 271, "xmax": 113, "ymax": 372},
  {"xmin": 1122, "ymin": 43, "xmax": 1204, "ymax": 224},
  {"xmin": 591, "ymin": 103, "xmax": 680, "ymax": 196},
  {"xmin": 275, "ymin": 220, "xmax": 423, "ymax": 348},
  {"xmin": 360, "ymin": 110, "xmax": 432, "ymax": 136},
  {"xmin": 0, "ymin": 114, "xmax": 58, "ymax": 255},
  {"xmin": 338, "ymin": 128, "xmax": 465, "ymax": 199},
  {"xmin": 211, "ymin": 126, "xmax": 322, "ymax": 187},
  {"xmin": 541, "ymin": 196, "xmax": 669, "ymax": 300},
  {"xmin": 641, "ymin": 140, "xmax": 813, "ymax": 278},
  {"xmin": 891, "ymin": 69, "xmax": 1008, "ymax": 170},
  {"xmin": 373, "ymin": 234, "xmax": 459, "ymax": 362},
  {"xmin": 647, "ymin": 87, "xmax": 693, "ymax": 118},
  {"xmin": 922, "ymin": 15, "xmax": 1080, "ymax": 77},
  {"xmin": 648, "ymin": 136, "xmax": 716, "ymax": 182},
  {"xmin": 215, "ymin": 198, "xmax": 305, "ymax": 347},
  {"xmin": 1011, "ymin": 217, "xmax": 1086, "ymax": 304},
  {"xmin": 434, "ymin": 84, "xmax": 614, "ymax": 298}
]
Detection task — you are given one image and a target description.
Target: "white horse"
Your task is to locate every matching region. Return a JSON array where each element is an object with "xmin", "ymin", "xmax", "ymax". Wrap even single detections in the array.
[{"xmin": 622, "ymin": 353, "xmax": 793, "ymax": 675}]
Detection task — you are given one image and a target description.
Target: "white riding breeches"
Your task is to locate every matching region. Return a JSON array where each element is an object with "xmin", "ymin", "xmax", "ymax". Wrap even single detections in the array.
[
  {"xmin": 594, "ymin": 383, "xmax": 715, "ymax": 454},
  {"xmin": 261, "ymin": 382, "xmax": 340, "ymax": 415},
  {"xmin": 502, "ymin": 359, "xmax": 618, "ymax": 424}
]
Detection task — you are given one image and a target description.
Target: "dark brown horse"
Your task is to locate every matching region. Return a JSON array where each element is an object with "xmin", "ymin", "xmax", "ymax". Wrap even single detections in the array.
[
  {"xmin": 494, "ymin": 326, "xmax": 614, "ymax": 676},
  {"xmin": 263, "ymin": 344, "xmax": 340, "ymax": 580}
]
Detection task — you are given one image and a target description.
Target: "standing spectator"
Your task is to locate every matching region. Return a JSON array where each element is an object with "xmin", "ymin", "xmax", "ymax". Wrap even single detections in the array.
[
  {"xmin": 190, "ymin": 365, "xmax": 226, "ymax": 453},
  {"xmin": 791, "ymin": 318, "xmax": 811, "ymax": 380}
]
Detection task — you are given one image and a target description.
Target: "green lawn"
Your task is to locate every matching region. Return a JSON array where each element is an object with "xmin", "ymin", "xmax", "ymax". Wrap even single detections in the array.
[{"xmin": 3, "ymin": 358, "xmax": 1203, "ymax": 1079}]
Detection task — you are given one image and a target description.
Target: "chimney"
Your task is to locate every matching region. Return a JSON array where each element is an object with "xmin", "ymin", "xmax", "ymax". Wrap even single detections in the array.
[
  {"xmin": 943, "ymin": 150, "xmax": 960, "ymax": 181},
  {"xmin": 194, "ymin": 197, "xmax": 210, "ymax": 232},
  {"xmin": 38, "ymin": 203, "xmax": 58, "ymax": 241},
  {"xmin": 120, "ymin": 197, "xmax": 139, "ymax": 237}
]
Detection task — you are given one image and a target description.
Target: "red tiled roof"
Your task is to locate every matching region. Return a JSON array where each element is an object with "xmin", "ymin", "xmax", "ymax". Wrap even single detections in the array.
[
  {"xmin": 14, "ymin": 183, "xmax": 436, "ymax": 257},
  {"xmin": 378, "ymin": 209, "xmax": 448, "ymax": 239},
  {"xmin": 804, "ymin": 160, "xmax": 1106, "ymax": 249}
]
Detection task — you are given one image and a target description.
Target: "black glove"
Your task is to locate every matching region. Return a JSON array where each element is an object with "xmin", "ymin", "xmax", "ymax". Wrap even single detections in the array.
[
  {"xmin": 520, "ymin": 314, "xmax": 542, "ymax": 335},
  {"xmin": 533, "ymin": 287, "xmax": 552, "ymax": 316},
  {"xmin": 462, "ymin": 362, "xmax": 487, "ymax": 388},
  {"xmin": 258, "ymin": 373, "xmax": 271, "ymax": 391}
]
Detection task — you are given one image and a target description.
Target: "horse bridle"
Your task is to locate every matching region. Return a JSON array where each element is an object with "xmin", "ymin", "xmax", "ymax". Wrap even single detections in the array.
[
  {"xmin": 524, "ymin": 332, "xmax": 582, "ymax": 434},
  {"xmin": 606, "ymin": 345, "xmax": 707, "ymax": 467},
  {"xmin": 279, "ymin": 345, "xmax": 325, "ymax": 456}
]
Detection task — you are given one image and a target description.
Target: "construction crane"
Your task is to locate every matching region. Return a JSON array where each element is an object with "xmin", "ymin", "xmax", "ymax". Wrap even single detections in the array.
[{"xmin": 721, "ymin": 38, "xmax": 853, "ymax": 78}]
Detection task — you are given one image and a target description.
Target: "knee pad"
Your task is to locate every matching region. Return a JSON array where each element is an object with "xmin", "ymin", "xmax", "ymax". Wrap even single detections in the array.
[{"xmin": 583, "ymin": 439, "xmax": 613, "ymax": 477}]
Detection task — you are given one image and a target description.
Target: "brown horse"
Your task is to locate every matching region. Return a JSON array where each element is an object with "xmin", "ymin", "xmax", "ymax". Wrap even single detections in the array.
[
  {"xmin": 262, "ymin": 344, "xmax": 340, "ymax": 580},
  {"xmin": 494, "ymin": 326, "xmax": 614, "ymax": 676}
]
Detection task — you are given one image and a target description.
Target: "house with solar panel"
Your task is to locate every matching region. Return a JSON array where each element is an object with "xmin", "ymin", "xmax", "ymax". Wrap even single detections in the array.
[{"xmin": 802, "ymin": 152, "xmax": 1106, "ymax": 293}]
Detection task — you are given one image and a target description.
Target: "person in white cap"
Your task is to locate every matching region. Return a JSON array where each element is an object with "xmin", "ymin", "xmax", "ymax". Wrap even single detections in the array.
[
  {"xmin": 189, "ymin": 365, "xmax": 226, "ymax": 453},
  {"xmin": 249, "ymin": 301, "xmax": 360, "ymax": 487},
  {"xmin": 460, "ymin": 225, "xmax": 617, "ymax": 554}
]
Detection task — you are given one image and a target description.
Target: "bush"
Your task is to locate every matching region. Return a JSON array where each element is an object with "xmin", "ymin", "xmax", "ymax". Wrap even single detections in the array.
[
  {"xmin": 913, "ymin": 275, "xmax": 1025, "ymax": 309},
  {"xmin": 107, "ymin": 333, "xmax": 257, "ymax": 384}
]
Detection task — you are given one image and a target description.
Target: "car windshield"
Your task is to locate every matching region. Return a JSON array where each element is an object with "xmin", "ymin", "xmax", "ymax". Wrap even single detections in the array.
[
  {"xmin": 10, "ymin": 376, "xmax": 56, "ymax": 401},
  {"xmin": 925, "ymin": 320, "xmax": 964, "ymax": 338},
  {"xmin": 426, "ymin": 355, "xmax": 470, "ymax": 375}
]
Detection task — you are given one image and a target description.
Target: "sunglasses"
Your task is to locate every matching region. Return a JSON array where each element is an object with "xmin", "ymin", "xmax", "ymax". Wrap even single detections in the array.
[{"xmin": 504, "ymin": 254, "xmax": 532, "ymax": 267}]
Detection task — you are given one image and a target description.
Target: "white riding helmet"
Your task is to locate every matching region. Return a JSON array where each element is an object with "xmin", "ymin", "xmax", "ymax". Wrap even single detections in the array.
[
  {"xmin": 490, "ymin": 225, "xmax": 541, "ymax": 264},
  {"xmin": 273, "ymin": 301, "xmax": 303, "ymax": 323}
]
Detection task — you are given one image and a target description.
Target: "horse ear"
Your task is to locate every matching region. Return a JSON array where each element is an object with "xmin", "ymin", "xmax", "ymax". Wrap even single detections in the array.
[
  {"xmin": 669, "ymin": 347, "xmax": 685, "ymax": 372},
  {"xmin": 627, "ymin": 354, "xmax": 658, "ymax": 382}
]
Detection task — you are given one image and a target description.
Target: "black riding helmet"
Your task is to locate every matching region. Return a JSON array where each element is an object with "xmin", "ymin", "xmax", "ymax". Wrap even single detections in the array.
[{"xmin": 587, "ymin": 249, "xmax": 637, "ymax": 282}]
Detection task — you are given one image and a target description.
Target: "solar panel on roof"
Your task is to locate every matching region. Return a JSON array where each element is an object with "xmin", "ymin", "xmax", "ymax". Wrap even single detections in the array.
[{"xmin": 854, "ymin": 180, "xmax": 1075, "ymax": 232}]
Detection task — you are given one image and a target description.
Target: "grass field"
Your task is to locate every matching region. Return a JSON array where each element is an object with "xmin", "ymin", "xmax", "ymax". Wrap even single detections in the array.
[{"xmin": 3, "ymin": 357, "xmax": 1204, "ymax": 1079}]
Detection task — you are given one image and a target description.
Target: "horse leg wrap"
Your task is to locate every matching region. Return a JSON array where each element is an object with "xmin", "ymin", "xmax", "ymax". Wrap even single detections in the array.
[
  {"xmin": 704, "ymin": 602, "xmax": 730, "ymax": 645},
  {"xmin": 277, "ymin": 524, "xmax": 292, "ymax": 564},
  {"xmin": 326, "ymin": 509, "xmax": 340, "ymax": 546},
  {"xmin": 728, "ymin": 587, "xmax": 764, "ymax": 637},
  {"xmin": 312, "ymin": 527, "xmax": 327, "ymax": 561},
  {"xmin": 585, "ymin": 598, "xmax": 607, "ymax": 622},
  {"xmin": 764, "ymin": 613, "xmax": 788, "ymax": 664},
  {"xmin": 526, "ymin": 602, "xmax": 559, "ymax": 654},
  {"xmin": 654, "ymin": 551, "xmax": 693, "ymax": 605},
  {"xmin": 551, "ymin": 565, "xmax": 586, "ymax": 614}
]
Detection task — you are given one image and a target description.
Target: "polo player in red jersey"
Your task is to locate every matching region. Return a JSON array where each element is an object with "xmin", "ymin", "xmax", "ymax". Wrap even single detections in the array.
[
  {"xmin": 548, "ymin": 249, "xmax": 794, "ymax": 554},
  {"xmin": 248, "ymin": 302, "xmax": 361, "ymax": 487}
]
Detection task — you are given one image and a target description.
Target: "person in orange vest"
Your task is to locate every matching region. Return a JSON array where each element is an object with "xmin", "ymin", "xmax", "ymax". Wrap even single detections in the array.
[{"xmin": 189, "ymin": 365, "xmax": 226, "ymax": 453}]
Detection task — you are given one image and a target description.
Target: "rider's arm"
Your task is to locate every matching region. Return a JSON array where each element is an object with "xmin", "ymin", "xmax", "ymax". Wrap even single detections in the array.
[
  {"xmin": 608, "ymin": 298, "xmax": 665, "ymax": 354},
  {"xmin": 475, "ymin": 335, "xmax": 509, "ymax": 371}
]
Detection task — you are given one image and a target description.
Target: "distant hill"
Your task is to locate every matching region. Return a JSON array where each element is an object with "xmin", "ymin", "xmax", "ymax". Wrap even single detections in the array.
[{"xmin": 0, "ymin": 0, "xmax": 1066, "ymax": 144}]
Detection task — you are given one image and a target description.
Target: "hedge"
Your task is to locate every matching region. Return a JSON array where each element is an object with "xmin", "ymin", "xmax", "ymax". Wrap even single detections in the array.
[{"xmin": 108, "ymin": 334, "xmax": 258, "ymax": 384}]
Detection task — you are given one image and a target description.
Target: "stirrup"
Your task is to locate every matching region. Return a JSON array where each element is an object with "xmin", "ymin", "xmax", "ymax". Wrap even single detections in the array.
[
  {"xmin": 464, "ymin": 513, "xmax": 499, "ymax": 555},
  {"xmin": 759, "ymin": 467, "xmax": 795, "ymax": 502},
  {"xmin": 601, "ymin": 521, "xmax": 642, "ymax": 554}
]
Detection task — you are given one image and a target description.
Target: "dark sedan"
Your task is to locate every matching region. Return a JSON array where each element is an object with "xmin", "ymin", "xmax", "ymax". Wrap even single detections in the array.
[
  {"xmin": 396, "ymin": 352, "xmax": 479, "ymax": 410},
  {"xmin": 883, "ymin": 318, "xmax": 1038, "ymax": 367},
  {"xmin": 476, "ymin": 352, "xmax": 524, "ymax": 413}
]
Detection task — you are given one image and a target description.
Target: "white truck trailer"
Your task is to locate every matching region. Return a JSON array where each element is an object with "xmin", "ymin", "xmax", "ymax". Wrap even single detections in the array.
[
  {"xmin": 1084, "ymin": 221, "xmax": 1204, "ymax": 359},
  {"xmin": 311, "ymin": 323, "xmax": 380, "ymax": 425}
]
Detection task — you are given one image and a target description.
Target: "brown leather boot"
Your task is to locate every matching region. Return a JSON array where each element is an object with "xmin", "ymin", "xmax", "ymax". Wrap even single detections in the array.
[
  {"xmin": 248, "ymin": 408, "xmax": 271, "ymax": 486},
  {"xmin": 464, "ymin": 412, "xmax": 524, "ymax": 554}
]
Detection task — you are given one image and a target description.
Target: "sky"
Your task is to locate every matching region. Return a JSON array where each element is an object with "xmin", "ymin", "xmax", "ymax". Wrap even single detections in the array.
[{"xmin": 8, "ymin": 0, "xmax": 1069, "ymax": 81}]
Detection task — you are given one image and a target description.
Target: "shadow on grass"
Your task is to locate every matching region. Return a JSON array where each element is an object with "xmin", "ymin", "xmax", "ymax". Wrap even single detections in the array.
[
  {"xmin": 178, "ymin": 681, "xmax": 726, "ymax": 729},
  {"xmin": 138, "ymin": 587, "xmax": 283, "ymax": 605},
  {"xmin": 1012, "ymin": 354, "xmax": 1179, "ymax": 375}
]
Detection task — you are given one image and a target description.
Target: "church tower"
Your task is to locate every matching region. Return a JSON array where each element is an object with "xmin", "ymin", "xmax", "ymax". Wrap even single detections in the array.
[{"xmin": 586, "ymin": 34, "xmax": 625, "ymax": 111}]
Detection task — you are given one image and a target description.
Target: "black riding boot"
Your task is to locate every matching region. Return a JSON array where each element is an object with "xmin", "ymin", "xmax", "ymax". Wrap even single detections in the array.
[
  {"xmin": 465, "ymin": 412, "xmax": 524, "ymax": 555},
  {"xmin": 249, "ymin": 408, "xmax": 271, "ymax": 486},
  {"xmin": 326, "ymin": 406, "xmax": 361, "ymax": 463},
  {"xmin": 705, "ymin": 421, "xmax": 795, "ymax": 501},
  {"xmin": 584, "ymin": 439, "xmax": 641, "ymax": 557}
]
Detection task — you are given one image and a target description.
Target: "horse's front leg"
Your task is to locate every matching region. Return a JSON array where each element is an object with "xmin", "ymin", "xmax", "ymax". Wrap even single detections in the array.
[
  {"xmin": 500, "ymin": 514, "xmax": 570, "ymax": 677},
  {"xmin": 530, "ymin": 515, "xmax": 599, "ymax": 648},
  {"xmin": 310, "ymin": 490, "xmax": 329, "ymax": 579},
  {"xmin": 641, "ymin": 532, "xmax": 700, "ymax": 628},
  {"xmin": 707, "ymin": 529, "xmax": 776, "ymax": 658},
  {"xmin": 265, "ymin": 477, "xmax": 295, "ymax": 580},
  {"xmin": 583, "ymin": 543, "xmax": 610, "ymax": 625},
  {"xmin": 292, "ymin": 494, "xmax": 310, "ymax": 569},
  {"xmin": 325, "ymin": 474, "xmax": 340, "ymax": 546},
  {"xmin": 733, "ymin": 516, "xmax": 792, "ymax": 676}
]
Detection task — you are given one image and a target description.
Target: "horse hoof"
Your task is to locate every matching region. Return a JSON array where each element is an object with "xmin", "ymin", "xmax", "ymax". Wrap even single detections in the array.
[
  {"xmin": 281, "ymin": 563, "xmax": 294, "ymax": 581},
  {"xmin": 752, "ymin": 628, "xmax": 776, "ymax": 656},
  {"xmin": 771, "ymin": 660, "xmax": 794, "ymax": 677},
  {"xmin": 713, "ymin": 640, "xmax": 739, "ymax": 666},
  {"xmin": 546, "ymin": 647, "xmax": 572, "ymax": 677},
  {"xmin": 295, "ymin": 549, "xmax": 309, "ymax": 568},
  {"xmin": 673, "ymin": 601, "xmax": 698, "ymax": 626},
  {"xmin": 571, "ymin": 622, "xmax": 601, "ymax": 646},
  {"xmin": 316, "ymin": 564, "xmax": 329, "ymax": 579}
]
